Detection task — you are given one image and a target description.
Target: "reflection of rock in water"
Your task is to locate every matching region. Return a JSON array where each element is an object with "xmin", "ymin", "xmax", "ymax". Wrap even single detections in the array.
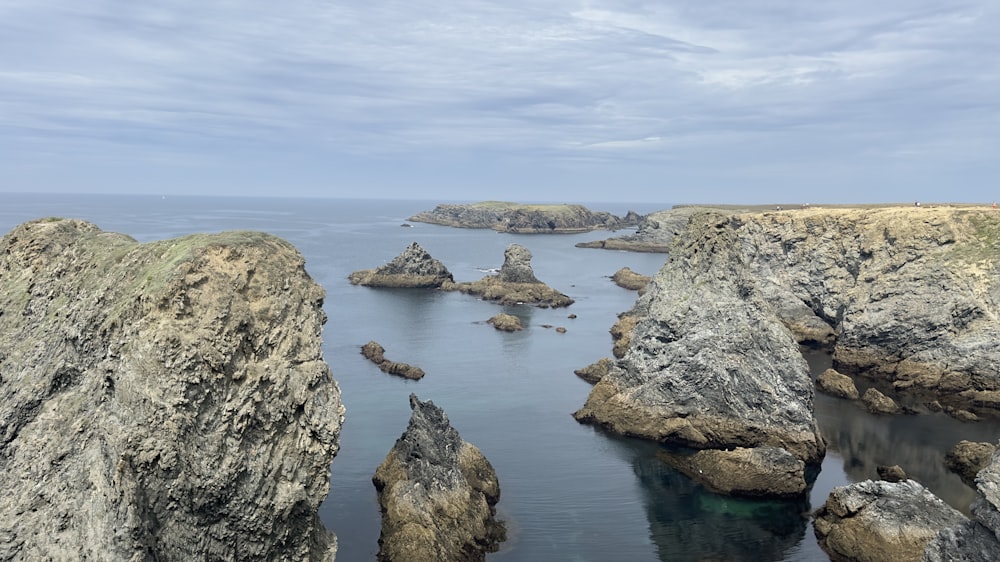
[
  {"xmin": 805, "ymin": 349, "xmax": 1000, "ymax": 514},
  {"xmin": 629, "ymin": 443, "xmax": 809, "ymax": 562}
]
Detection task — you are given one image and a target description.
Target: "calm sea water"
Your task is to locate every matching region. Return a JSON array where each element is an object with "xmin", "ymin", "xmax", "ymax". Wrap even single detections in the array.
[{"xmin": 2, "ymin": 193, "xmax": 997, "ymax": 562}]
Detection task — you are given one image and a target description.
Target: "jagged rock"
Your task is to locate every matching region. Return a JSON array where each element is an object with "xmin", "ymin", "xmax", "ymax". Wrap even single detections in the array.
[
  {"xmin": 349, "ymin": 242, "xmax": 454, "ymax": 288},
  {"xmin": 818, "ymin": 368, "xmax": 861, "ymax": 400},
  {"xmin": 813, "ymin": 479, "xmax": 967, "ymax": 562},
  {"xmin": 444, "ymin": 244, "xmax": 573, "ymax": 308},
  {"xmin": 576, "ymin": 206, "xmax": 714, "ymax": 252},
  {"xmin": 362, "ymin": 341, "xmax": 425, "ymax": 380},
  {"xmin": 609, "ymin": 315, "xmax": 637, "ymax": 359},
  {"xmin": 409, "ymin": 201, "xmax": 639, "ymax": 233},
  {"xmin": 863, "ymin": 387, "xmax": 902, "ymax": 415},
  {"xmin": 877, "ymin": 465, "xmax": 908, "ymax": 483},
  {"xmin": 486, "ymin": 313, "xmax": 523, "ymax": 332},
  {"xmin": 945, "ymin": 441, "xmax": 998, "ymax": 488},
  {"xmin": 574, "ymin": 358, "xmax": 614, "ymax": 384},
  {"xmin": 372, "ymin": 394, "xmax": 505, "ymax": 562},
  {"xmin": 610, "ymin": 267, "xmax": 651, "ymax": 292},
  {"xmin": 574, "ymin": 212, "xmax": 826, "ymax": 496},
  {"xmin": 926, "ymin": 446, "xmax": 1000, "ymax": 560},
  {"xmin": 658, "ymin": 446, "xmax": 807, "ymax": 498},
  {"xmin": 0, "ymin": 219, "xmax": 344, "ymax": 561}
]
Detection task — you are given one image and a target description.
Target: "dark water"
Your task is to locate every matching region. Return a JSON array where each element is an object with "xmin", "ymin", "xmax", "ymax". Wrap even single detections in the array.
[{"xmin": 2, "ymin": 193, "xmax": 997, "ymax": 561}]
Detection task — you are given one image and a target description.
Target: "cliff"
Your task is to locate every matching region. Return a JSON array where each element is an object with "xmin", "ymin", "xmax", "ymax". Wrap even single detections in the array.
[
  {"xmin": 576, "ymin": 206, "xmax": 716, "ymax": 252},
  {"xmin": 408, "ymin": 201, "xmax": 640, "ymax": 233},
  {"xmin": 0, "ymin": 219, "xmax": 344, "ymax": 561}
]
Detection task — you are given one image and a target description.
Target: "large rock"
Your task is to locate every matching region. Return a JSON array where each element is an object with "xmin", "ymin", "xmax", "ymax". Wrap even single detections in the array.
[
  {"xmin": 658, "ymin": 446, "xmax": 807, "ymax": 498},
  {"xmin": 361, "ymin": 341, "xmax": 425, "ymax": 380},
  {"xmin": 372, "ymin": 394, "xmax": 505, "ymax": 562},
  {"xmin": 445, "ymin": 244, "xmax": 574, "ymax": 308},
  {"xmin": 813, "ymin": 479, "xmax": 967, "ymax": 562},
  {"xmin": 0, "ymin": 219, "xmax": 344, "ymax": 561},
  {"xmin": 349, "ymin": 242, "xmax": 453, "ymax": 288},
  {"xmin": 574, "ymin": 211, "xmax": 827, "ymax": 495},
  {"xmin": 925, "ymin": 446, "xmax": 1000, "ymax": 561},
  {"xmin": 817, "ymin": 368, "xmax": 861, "ymax": 400},
  {"xmin": 409, "ymin": 201, "xmax": 639, "ymax": 233},
  {"xmin": 576, "ymin": 206, "xmax": 714, "ymax": 252},
  {"xmin": 945, "ymin": 440, "xmax": 998, "ymax": 488},
  {"xmin": 610, "ymin": 267, "xmax": 651, "ymax": 292}
]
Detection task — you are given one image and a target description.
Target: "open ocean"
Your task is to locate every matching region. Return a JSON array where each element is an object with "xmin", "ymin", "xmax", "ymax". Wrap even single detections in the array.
[{"xmin": 2, "ymin": 193, "xmax": 998, "ymax": 561}]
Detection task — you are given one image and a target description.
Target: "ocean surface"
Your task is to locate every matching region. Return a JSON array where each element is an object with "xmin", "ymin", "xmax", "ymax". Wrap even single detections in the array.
[{"xmin": 2, "ymin": 193, "xmax": 998, "ymax": 562}]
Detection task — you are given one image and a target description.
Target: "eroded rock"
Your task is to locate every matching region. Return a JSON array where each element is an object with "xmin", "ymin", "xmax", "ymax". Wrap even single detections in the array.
[
  {"xmin": 445, "ymin": 244, "xmax": 573, "ymax": 308},
  {"xmin": 349, "ymin": 242, "xmax": 453, "ymax": 288},
  {"xmin": 574, "ymin": 357, "xmax": 614, "ymax": 384},
  {"xmin": 658, "ymin": 446, "xmax": 807, "ymax": 498},
  {"xmin": 0, "ymin": 219, "xmax": 344, "ymax": 561},
  {"xmin": 818, "ymin": 368, "xmax": 861, "ymax": 400},
  {"xmin": 486, "ymin": 313, "xmax": 523, "ymax": 332},
  {"xmin": 611, "ymin": 267, "xmax": 651, "ymax": 292},
  {"xmin": 945, "ymin": 441, "xmax": 998, "ymax": 488},
  {"xmin": 372, "ymin": 394, "xmax": 505, "ymax": 562},
  {"xmin": 926, "ymin": 445, "xmax": 1000, "ymax": 560},
  {"xmin": 362, "ymin": 341, "xmax": 425, "ymax": 380}
]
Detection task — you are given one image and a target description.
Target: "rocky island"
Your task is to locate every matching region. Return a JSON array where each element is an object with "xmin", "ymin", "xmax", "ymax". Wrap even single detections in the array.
[
  {"xmin": 373, "ymin": 394, "xmax": 505, "ymax": 562},
  {"xmin": 576, "ymin": 205, "xmax": 1000, "ymax": 497},
  {"xmin": 0, "ymin": 219, "xmax": 344, "ymax": 561},
  {"xmin": 576, "ymin": 206, "xmax": 715, "ymax": 252},
  {"xmin": 408, "ymin": 201, "xmax": 641, "ymax": 233},
  {"xmin": 349, "ymin": 242, "xmax": 454, "ymax": 288}
]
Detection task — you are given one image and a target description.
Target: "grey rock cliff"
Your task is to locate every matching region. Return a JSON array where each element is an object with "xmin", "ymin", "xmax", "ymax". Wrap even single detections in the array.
[
  {"xmin": 349, "ymin": 242, "xmax": 453, "ymax": 288},
  {"xmin": 0, "ymin": 219, "xmax": 345, "ymax": 561},
  {"xmin": 409, "ymin": 201, "xmax": 639, "ymax": 233},
  {"xmin": 576, "ymin": 206, "xmax": 714, "ymax": 252},
  {"xmin": 372, "ymin": 394, "xmax": 505, "ymax": 562}
]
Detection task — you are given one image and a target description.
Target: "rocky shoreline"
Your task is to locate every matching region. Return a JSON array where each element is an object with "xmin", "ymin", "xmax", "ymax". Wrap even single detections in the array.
[{"xmin": 408, "ymin": 201, "xmax": 641, "ymax": 233}]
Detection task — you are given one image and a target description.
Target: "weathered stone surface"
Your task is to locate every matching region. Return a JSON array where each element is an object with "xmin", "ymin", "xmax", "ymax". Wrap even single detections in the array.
[
  {"xmin": 610, "ymin": 267, "xmax": 651, "ymax": 292},
  {"xmin": 574, "ymin": 212, "xmax": 827, "ymax": 483},
  {"xmin": 813, "ymin": 479, "xmax": 967, "ymax": 562},
  {"xmin": 444, "ymin": 244, "xmax": 573, "ymax": 308},
  {"xmin": 349, "ymin": 242, "xmax": 453, "ymax": 288},
  {"xmin": 362, "ymin": 341, "xmax": 425, "ymax": 380},
  {"xmin": 409, "ymin": 201, "xmax": 639, "ymax": 233},
  {"xmin": 863, "ymin": 387, "xmax": 902, "ymax": 415},
  {"xmin": 818, "ymin": 368, "xmax": 861, "ymax": 400},
  {"xmin": 877, "ymin": 465, "xmax": 908, "ymax": 483},
  {"xmin": 574, "ymin": 357, "xmax": 614, "ymax": 384},
  {"xmin": 658, "ymin": 446, "xmax": 807, "ymax": 498},
  {"xmin": 945, "ymin": 441, "xmax": 998, "ymax": 488},
  {"xmin": 576, "ymin": 206, "xmax": 714, "ymax": 252},
  {"xmin": 486, "ymin": 313, "xmax": 523, "ymax": 332},
  {"xmin": 373, "ymin": 394, "xmax": 505, "ymax": 562},
  {"xmin": 609, "ymin": 315, "xmax": 637, "ymax": 359},
  {"xmin": 925, "ymin": 446, "xmax": 1000, "ymax": 561},
  {"xmin": 0, "ymin": 219, "xmax": 344, "ymax": 561}
]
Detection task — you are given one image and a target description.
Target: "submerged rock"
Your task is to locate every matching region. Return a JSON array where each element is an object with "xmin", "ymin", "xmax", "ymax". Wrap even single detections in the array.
[
  {"xmin": 0, "ymin": 219, "xmax": 344, "ymax": 561},
  {"xmin": 813, "ymin": 479, "xmax": 967, "ymax": 562},
  {"xmin": 349, "ymin": 242, "xmax": 454, "ymax": 288},
  {"xmin": 372, "ymin": 394, "xmax": 505, "ymax": 562},
  {"xmin": 362, "ymin": 341, "xmax": 425, "ymax": 380}
]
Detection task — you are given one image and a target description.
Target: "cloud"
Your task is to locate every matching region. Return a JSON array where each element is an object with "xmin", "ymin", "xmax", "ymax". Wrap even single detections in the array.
[{"xmin": 0, "ymin": 0, "xmax": 997, "ymax": 201}]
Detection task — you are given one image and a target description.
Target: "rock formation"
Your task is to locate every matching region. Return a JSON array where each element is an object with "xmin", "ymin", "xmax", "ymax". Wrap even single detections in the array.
[
  {"xmin": 445, "ymin": 244, "xmax": 573, "ymax": 308},
  {"xmin": 863, "ymin": 387, "xmax": 903, "ymax": 415},
  {"xmin": 408, "ymin": 201, "xmax": 640, "ymax": 233},
  {"xmin": 349, "ymin": 242, "xmax": 453, "ymax": 288},
  {"xmin": 813, "ymin": 479, "xmax": 968, "ymax": 562},
  {"xmin": 362, "ymin": 341, "xmax": 425, "ymax": 380},
  {"xmin": 945, "ymin": 441, "xmax": 998, "ymax": 488},
  {"xmin": 372, "ymin": 394, "xmax": 505, "ymax": 562},
  {"xmin": 574, "ymin": 357, "xmax": 614, "ymax": 384},
  {"xmin": 925, "ymin": 445, "xmax": 1000, "ymax": 561},
  {"xmin": 486, "ymin": 313, "xmax": 523, "ymax": 332},
  {"xmin": 0, "ymin": 219, "xmax": 344, "ymax": 561},
  {"xmin": 610, "ymin": 267, "xmax": 651, "ymax": 292},
  {"xmin": 817, "ymin": 368, "xmax": 861, "ymax": 400},
  {"xmin": 658, "ymin": 446, "xmax": 808, "ymax": 498},
  {"xmin": 576, "ymin": 206, "xmax": 712, "ymax": 252}
]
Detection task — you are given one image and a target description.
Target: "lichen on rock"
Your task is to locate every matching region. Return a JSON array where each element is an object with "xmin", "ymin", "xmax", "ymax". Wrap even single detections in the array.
[{"xmin": 0, "ymin": 218, "xmax": 344, "ymax": 561}]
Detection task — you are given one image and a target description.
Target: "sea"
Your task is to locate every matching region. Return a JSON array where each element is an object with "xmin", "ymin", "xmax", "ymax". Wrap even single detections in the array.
[{"xmin": 2, "ymin": 193, "xmax": 998, "ymax": 562}]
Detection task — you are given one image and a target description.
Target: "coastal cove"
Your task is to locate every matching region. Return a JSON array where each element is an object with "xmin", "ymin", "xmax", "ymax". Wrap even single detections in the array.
[{"xmin": 2, "ymin": 193, "xmax": 998, "ymax": 561}]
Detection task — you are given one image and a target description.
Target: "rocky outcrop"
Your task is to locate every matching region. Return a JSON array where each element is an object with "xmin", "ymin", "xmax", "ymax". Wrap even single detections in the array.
[
  {"xmin": 925, "ymin": 446, "xmax": 1000, "ymax": 561},
  {"xmin": 945, "ymin": 441, "xmax": 998, "ymax": 489},
  {"xmin": 372, "ymin": 394, "xmax": 505, "ymax": 562},
  {"xmin": 817, "ymin": 368, "xmax": 861, "ymax": 400},
  {"xmin": 486, "ymin": 313, "xmax": 523, "ymax": 332},
  {"xmin": 658, "ymin": 446, "xmax": 808, "ymax": 498},
  {"xmin": 610, "ymin": 267, "xmax": 651, "ymax": 292},
  {"xmin": 0, "ymin": 219, "xmax": 344, "ymax": 561},
  {"xmin": 445, "ymin": 244, "xmax": 573, "ymax": 308},
  {"xmin": 409, "ymin": 201, "xmax": 640, "ymax": 233},
  {"xmin": 576, "ymin": 206, "xmax": 712, "ymax": 252},
  {"xmin": 349, "ymin": 242, "xmax": 453, "ymax": 288},
  {"xmin": 574, "ymin": 212, "xmax": 827, "ymax": 495},
  {"xmin": 574, "ymin": 357, "xmax": 614, "ymax": 384},
  {"xmin": 813, "ymin": 479, "xmax": 967, "ymax": 562},
  {"xmin": 362, "ymin": 341, "xmax": 425, "ymax": 380}
]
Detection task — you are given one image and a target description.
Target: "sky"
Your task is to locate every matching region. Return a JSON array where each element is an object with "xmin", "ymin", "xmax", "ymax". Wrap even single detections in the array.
[{"xmin": 1, "ymin": 1, "xmax": 998, "ymax": 204}]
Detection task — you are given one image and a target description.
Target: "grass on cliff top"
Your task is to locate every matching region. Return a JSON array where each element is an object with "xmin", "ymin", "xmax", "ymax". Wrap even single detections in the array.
[{"xmin": 468, "ymin": 201, "xmax": 583, "ymax": 211}]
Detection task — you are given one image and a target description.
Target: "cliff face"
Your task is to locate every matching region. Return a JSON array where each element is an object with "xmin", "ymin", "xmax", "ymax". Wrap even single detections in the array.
[
  {"xmin": 0, "ymin": 219, "xmax": 345, "ymax": 561},
  {"xmin": 408, "ymin": 201, "xmax": 639, "ymax": 233}
]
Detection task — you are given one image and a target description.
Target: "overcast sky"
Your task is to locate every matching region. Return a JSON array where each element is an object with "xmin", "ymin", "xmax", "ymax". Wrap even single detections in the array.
[{"xmin": 1, "ymin": 1, "xmax": 997, "ymax": 204}]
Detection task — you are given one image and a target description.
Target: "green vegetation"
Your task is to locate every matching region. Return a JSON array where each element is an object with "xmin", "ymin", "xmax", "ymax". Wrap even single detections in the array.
[{"xmin": 954, "ymin": 211, "xmax": 1000, "ymax": 263}]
